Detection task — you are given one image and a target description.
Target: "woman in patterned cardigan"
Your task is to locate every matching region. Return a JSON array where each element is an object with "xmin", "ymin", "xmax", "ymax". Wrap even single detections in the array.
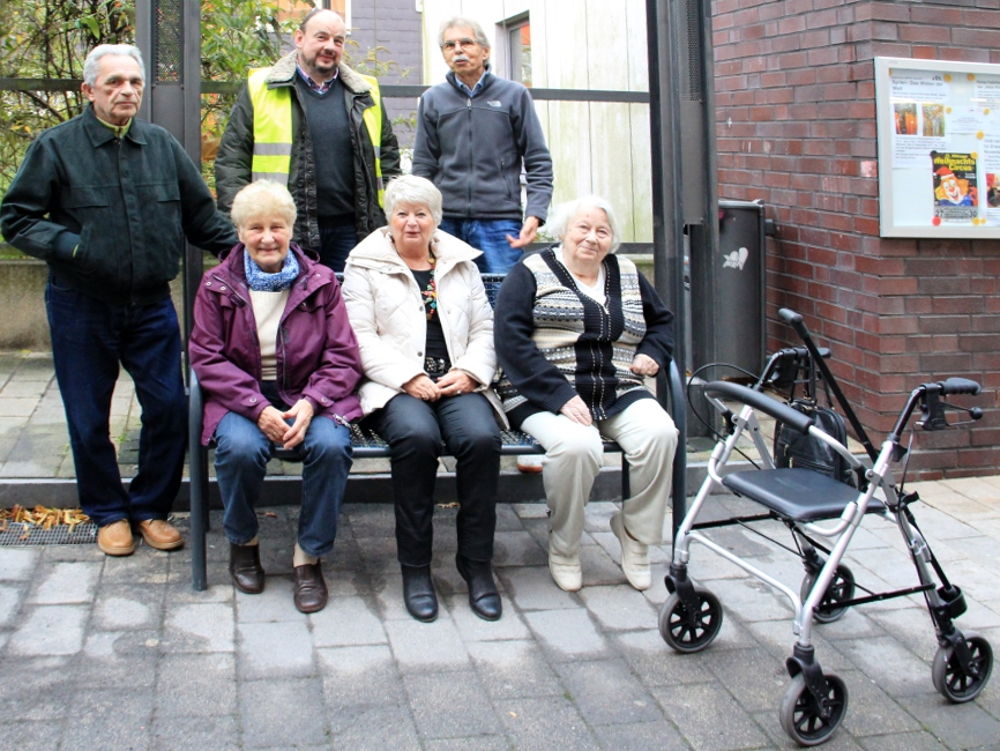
[{"xmin": 494, "ymin": 196, "xmax": 679, "ymax": 592}]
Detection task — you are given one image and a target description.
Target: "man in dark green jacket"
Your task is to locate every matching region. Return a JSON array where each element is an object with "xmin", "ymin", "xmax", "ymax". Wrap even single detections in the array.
[{"xmin": 0, "ymin": 44, "xmax": 237, "ymax": 557}]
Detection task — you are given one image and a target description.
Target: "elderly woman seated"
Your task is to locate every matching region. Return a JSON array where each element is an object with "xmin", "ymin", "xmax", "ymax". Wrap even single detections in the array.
[
  {"xmin": 189, "ymin": 180, "xmax": 363, "ymax": 613},
  {"xmin": 342, "ymin": 174, "xmax": 504, "ymax": 623},
  {"xmin": 494, "ymin": 195, "xmax": 679, "ymax": 593}
]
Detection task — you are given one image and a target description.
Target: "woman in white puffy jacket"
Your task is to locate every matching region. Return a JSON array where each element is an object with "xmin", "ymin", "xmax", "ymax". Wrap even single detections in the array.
[{"xmin": 342, "ymin": 175, "xmax": 505, "ymax": 624}]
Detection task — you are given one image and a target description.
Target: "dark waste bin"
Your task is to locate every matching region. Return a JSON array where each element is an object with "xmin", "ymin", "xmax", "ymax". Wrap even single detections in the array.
[
  {"xmin": 686, "ymin": 200, "xmax": 769, "ymax": 440},
  {"xmin": 690, "ymin": 198, "xmax": 768, "ymax": 378}
]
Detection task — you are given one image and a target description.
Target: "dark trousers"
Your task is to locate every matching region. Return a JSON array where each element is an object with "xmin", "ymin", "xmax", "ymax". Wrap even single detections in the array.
[
  {"xmin": 45, "ymin": 279, "xmax": 186, "ymax": 526},
  {"xmin": 317, "ymin": 217, "xmax": 359, "ymax": 273},
  {"xmin": 366, "ymin": 392, "xmax": 500, "ymax": 566}
]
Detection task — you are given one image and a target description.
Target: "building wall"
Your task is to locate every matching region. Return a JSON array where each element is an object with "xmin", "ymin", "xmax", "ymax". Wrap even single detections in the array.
[
  {"xmin": 347, "ymin": 0, "xmax": 424, "ymax": 148},
  {"xmin": 712, "ymin": 0, "xmax": 1000, "ymax": 477},
  {"xmin": 417, "ymin": 0, "xmax": 653, "ymax": 242}
]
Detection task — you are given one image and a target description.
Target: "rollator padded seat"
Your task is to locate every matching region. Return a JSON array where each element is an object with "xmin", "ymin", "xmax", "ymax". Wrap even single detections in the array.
[{"xmin": 721, "ymin": 467, "xmax": 883, "ymax": 522}]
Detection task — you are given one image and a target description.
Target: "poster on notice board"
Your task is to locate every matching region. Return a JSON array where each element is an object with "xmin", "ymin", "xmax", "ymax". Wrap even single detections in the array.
[{"xmin": 875, "ymin": 57, "xmax": 1000, "ymax": 238}]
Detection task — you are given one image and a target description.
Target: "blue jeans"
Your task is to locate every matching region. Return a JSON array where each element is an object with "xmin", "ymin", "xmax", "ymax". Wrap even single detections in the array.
[
  {"xmin": 45, "ymin": 279, "xmax": 186, "ymax": 526},
  {"xmin": 438, "ymin": 218, "xmax": 524, "ymax": 274},
  {"xmin": 316, "ymin": 218, "xmax": 359, "ymax": 273},
  {"xmin": 213, "ymin": 412, "xmax": 352, "ymax": 557},
  {"xmin": 366, "ymin": 392, "xmax": 500, "ymax": 566}
]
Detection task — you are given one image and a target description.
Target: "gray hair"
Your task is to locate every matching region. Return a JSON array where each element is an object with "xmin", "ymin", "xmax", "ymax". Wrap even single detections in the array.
[
  {"xmin": 549, "ymin": 195, "xmax": 622, "ymax": 253},
  {"xmin": 438, "ymin": 17, "xmax": 490, "ymax": 49},
  {"xmin": 230, "ymin": 180, "xmax": 297, "ymax": 230},
  {"xmin": 83, "ymin": 44, "xmax": 145, "ymax": 86},
  {"xmin": 383, "ymin": 175, "xmax": 443, "ymax": 226}
]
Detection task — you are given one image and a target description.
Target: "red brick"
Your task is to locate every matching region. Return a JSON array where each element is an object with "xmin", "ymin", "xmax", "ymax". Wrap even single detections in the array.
[
  {"xmin": 952, "ymin": 28, "xmax": 1000, "ymax": 48},
  {"xmin": 898, "ymin": 25, "xmax": 952, "ymax": 44}
]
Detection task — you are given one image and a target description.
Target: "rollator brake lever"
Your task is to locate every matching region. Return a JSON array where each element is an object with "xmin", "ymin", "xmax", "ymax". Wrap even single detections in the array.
[{"xmin": 918, "ymin": 392, "xmax": 983, "ymax": 431}]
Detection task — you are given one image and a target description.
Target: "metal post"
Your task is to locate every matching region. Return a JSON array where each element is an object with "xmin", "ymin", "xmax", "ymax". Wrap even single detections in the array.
[
  {"xmin": 646, "ymin": 0, "xmax": 689, "ymax": 530},
  {"xmin": 135, "ymin": 0, "xmax": 204, "ymax": 346}
]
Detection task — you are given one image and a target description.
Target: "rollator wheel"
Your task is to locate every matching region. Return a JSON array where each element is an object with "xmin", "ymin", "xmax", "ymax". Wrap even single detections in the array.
[
  {"xmin": 779, "ymin": 673, "xmax": 848, "ymax": 747},
  {"xmin": 800, "ymin": 564, "xmax": 855, "ymax": 624},
  {"xmin": 932, "ymin": 630, "xmax": 994, "ymax": 702},
  {"xmin": 658, "ymin": 588, "xmax": 723, "ymax": 653}
]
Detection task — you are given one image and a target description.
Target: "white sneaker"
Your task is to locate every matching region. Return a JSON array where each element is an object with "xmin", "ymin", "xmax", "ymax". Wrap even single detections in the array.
[
  {"xmin": 610, "ymin": 512, "xmax": 651, "ymax": 590},
  {"xmin": 548, "ymin": 550, "xmax": 582, "ymax": 592},
  {"xmin": 517, "ymin": 454, "xmax": 544, "ymax": 473}
]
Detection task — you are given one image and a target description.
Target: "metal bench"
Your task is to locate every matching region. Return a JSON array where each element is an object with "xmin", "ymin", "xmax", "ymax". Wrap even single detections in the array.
[{"xmin": 188, "ymin": 273, "xmax": 685, "ymax": 590}]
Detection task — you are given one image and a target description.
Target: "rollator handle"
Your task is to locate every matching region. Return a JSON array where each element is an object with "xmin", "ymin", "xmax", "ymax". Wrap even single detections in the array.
[
  {"xmin": 704, "ymin": 381, "xmax": 815, "ymax": 434},
  {"xmin": 937, "ymin": 377, "xmax": 981, "ymax": 396},
  {"xmin": 778, "ymin": 308, "xmax": 803, "ymax": 325}
]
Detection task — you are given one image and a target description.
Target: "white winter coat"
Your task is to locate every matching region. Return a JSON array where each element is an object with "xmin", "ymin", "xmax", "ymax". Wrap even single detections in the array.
[{"xmin": 342, "ymin": 227, "xmax": 506, "ymax": 424}]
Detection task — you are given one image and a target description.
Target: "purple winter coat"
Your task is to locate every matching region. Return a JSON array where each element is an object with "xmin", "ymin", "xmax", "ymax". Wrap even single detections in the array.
[{"xmin": 189, "ymin": 242, "xmax": 363, "ymax": 445}]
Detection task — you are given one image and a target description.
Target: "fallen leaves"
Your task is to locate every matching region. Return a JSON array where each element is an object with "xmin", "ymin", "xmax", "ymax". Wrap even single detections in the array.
[{"xmin": 0, "ymin": 505, "xmax": 91, "ymax": 540}]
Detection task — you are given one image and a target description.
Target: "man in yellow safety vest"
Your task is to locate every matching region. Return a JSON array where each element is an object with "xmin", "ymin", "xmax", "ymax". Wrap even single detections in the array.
[{"xmin": 216, "ymin": 8, "xmax": 400, "ymax": 271}]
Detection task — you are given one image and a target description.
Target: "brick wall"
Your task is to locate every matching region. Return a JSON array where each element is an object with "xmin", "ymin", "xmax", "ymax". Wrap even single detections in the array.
[{"xmin": 712, "ymin": 0, "xmax": 1000, "ymax": 478}]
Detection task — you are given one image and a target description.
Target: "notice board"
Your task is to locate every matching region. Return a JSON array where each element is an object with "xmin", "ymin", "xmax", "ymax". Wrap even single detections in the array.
[{"xmin": 875, "ymin": 56, "xmax": 1000, "ymax": 239}]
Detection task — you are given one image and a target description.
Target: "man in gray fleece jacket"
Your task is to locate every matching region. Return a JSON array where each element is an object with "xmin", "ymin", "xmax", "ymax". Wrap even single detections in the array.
[{"xmin": 412, "ymin": 16, "xmax": 554, "ymax": 274}]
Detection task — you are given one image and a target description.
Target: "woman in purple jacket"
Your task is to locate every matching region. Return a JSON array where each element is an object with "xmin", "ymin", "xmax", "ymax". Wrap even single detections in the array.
[{"xmin": 189, "ymin": 181, "xmax": 363, "ymax": 613}]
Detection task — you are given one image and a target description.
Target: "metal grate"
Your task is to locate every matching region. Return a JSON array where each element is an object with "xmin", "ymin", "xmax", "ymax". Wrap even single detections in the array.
[
  {"xmin": 151, "ymin": 0, "xmax": 184, "ymax": 83},
  {"xmin": 0, "ymin": 522, "xmax": 97, "ymax": 546}
]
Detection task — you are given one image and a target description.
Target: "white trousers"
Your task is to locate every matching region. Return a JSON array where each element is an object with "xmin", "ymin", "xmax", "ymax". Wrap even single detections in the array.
[{"xmin": 521, "ymin": 398, "xmax": 679, "ymax": 557}]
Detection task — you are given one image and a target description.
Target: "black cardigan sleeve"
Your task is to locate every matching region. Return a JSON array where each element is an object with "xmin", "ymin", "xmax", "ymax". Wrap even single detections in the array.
[{"xmin": 635, "ymin": 272, "xmax": 675, "ymax": 366}]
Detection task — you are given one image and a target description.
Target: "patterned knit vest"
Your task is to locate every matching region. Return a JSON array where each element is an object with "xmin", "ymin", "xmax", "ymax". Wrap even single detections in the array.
[{"xmin": 497, "ymin": 248, "xmax": 649, "ymax": 420}]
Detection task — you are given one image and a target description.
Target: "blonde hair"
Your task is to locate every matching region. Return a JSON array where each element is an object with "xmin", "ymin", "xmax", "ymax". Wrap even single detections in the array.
[{"xmin": 230, "ymin": 180, "xmax": 297, "ymax": 230}]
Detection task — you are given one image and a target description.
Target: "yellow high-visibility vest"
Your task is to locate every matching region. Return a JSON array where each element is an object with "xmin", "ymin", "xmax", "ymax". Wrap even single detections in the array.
[{"xmin": 247, "ymin": 67, "xmax": 385, "ymax": 206}]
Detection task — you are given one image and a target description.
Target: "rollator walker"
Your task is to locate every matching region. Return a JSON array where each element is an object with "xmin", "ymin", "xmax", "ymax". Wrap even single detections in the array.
[{"xmin": 660, "ymin": 308, "xmax": 993, "ymax": 746}]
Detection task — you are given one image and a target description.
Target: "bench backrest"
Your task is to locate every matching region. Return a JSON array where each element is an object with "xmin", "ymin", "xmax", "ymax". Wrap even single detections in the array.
[{"xmin": 336, "ymin": 272, "xmax": 505, "ymax": 309}]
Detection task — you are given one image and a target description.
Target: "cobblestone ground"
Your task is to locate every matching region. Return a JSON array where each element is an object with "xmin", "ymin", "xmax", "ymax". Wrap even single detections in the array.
[
  {"xmin": 1, "ymin": 351, "xmax": 999, "ymax": 749},
  {"xmin": 1, "ymin": 483, "xmax": 998, "ymax": 750}
]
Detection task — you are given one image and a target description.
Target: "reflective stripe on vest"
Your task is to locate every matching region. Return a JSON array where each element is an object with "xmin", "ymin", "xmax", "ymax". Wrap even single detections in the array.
[
  {"xmin": 360, "ymin": 74, "xmax": 385, "ymax": 208},
  {"xmin": 248, "ymin": 68, "xmax": 293, "ymax": 183},
  {"xmin": 248, "ymin": 67, "xmax": 385, "ymax": 207}
]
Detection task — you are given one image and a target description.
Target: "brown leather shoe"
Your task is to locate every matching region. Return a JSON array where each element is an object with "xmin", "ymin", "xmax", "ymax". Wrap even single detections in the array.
[
  {"xmin": 135, "ymin": 519, "xmax": 184, "ymax": 551},
  {"xmin": 292, "ymin": 563, "xmax": 328, "ymax": 614},
  {"xmin": 97, "ymin": 519, "xmax": 135, "ymax": 556}
]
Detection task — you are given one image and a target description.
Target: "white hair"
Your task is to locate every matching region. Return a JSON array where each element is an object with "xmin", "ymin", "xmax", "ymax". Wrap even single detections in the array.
[
  {"xmin": 548, "ymin": 195, "xmax": 621, "ymax": 253},
  {"xmin": 383, "ymin": 175, "xmax": 443, "ymax": 226},
  {"xmin": 83, "ymin": 44, "xmax": 145, "ymax": 86}
]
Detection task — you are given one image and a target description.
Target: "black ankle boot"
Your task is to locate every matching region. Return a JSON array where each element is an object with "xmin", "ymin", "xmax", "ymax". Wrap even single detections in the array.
[
  {"xmin": 229, "ymin": 543, "xmax": 265, "ymax": 594},
  {"xmin": 401, "ymin": 564, "xmax": 438, "ymax": 622},
  {"xmin": 456, "ymin": 554, "xmax": 502, "ymax": 621}
]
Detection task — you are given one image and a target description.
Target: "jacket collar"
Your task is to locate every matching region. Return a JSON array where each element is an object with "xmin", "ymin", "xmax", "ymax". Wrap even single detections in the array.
[
  {"xmin": 81, "ymin": 105, "xmax": 148, "ymax": 148},
  {"xmin": 446, "ymin": 69, "xmax": 494, "ymax": 97},
  {"xmin": 267, "ymin": 50, "xmax": 372, "ymax": 94},
  {"xmin": 347, "ymin": 227, "xmax": 482, "ymax": 276},
  {"xmin": 212, "ymin": 243, "xmax": 327, "ymax": 303}
]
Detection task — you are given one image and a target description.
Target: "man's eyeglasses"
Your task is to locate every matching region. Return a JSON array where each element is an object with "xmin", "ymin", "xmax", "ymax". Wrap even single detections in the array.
[{"xmin": 441, "ymin": 38, "xmax": 478, "ymax": 51}]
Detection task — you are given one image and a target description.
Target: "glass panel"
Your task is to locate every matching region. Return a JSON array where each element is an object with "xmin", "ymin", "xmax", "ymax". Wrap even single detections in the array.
[{"xmin": 508, "ymin": 21, "xmax": 531, "ymax": 86}]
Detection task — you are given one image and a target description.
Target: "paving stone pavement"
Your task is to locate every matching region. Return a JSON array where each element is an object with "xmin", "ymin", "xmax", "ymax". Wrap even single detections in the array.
[
  {"xmin": 0, "ymin": 480, "xmax": 998, "ymax": 751},
  {"xmin": 2, "ymin": 350, "xmax": 1000, "ymax": 748}
]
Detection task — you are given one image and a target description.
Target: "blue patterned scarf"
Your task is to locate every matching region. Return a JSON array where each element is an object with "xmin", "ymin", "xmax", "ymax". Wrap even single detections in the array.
[{"xmin": 243, "ymin": 249, "xmax": 300, "ymax": 291}]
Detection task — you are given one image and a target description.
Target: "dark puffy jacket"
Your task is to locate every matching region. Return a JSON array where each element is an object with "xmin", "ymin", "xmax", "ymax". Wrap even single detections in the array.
[
  {"xmin": 0, "ymin": 106, "xmax": 237, "ymax": 304},
  {"xmin": 189, "ymin": 243, "xmax": 363, "ymax": 444},
  {"xmin": 214, "ymin": 51, "xmax": 401, "ymax": 252}
]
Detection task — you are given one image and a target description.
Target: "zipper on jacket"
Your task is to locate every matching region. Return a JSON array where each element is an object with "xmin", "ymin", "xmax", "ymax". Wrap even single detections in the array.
[{"xmin": 465, "ymin": 97, "xmax": 474, "ymax": 216}]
